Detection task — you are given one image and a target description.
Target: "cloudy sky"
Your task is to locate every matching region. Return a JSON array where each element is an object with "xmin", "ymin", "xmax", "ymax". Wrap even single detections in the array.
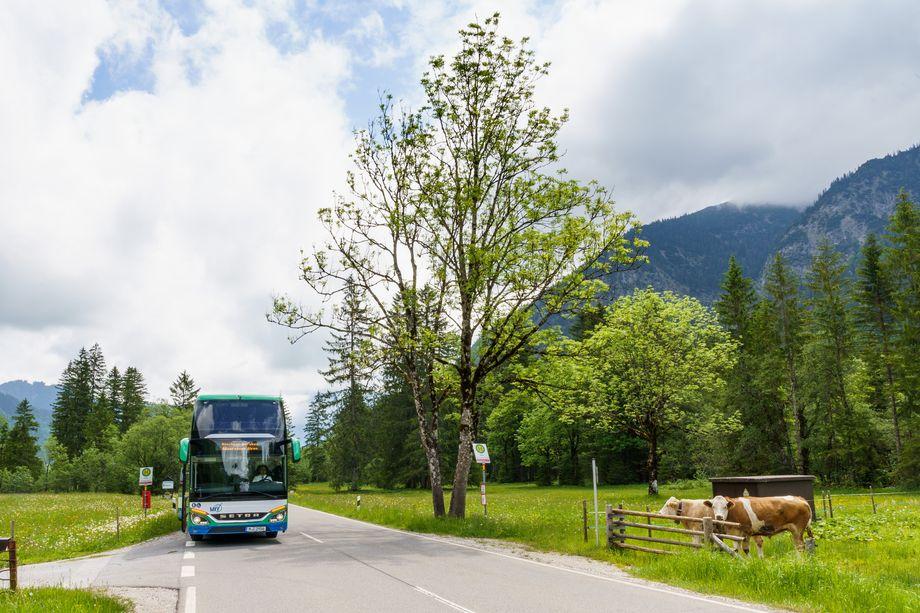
[{"xmin": 2, "ymin": 0, "xmax": 919, "ymax": 420}]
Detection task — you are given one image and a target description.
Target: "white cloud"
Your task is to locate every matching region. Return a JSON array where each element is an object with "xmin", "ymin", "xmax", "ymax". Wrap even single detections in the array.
[{"xmin": 0, "ymin": 0, "xmax": 350, "ymax": 420}]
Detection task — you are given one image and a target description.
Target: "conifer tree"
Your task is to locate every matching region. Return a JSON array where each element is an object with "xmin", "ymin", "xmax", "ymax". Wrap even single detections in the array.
[
  {"xmin": 884, "ymin": 191, "xmax": 920, "ymax": 482},
  {"xmin": 4, "ymin": 400, "xmax": 42, "ymax": 478},
  {"xmin": 715, "ymin": 257, "xmax": 792, "ymax": 472},
  {"xmin": 323, "ymin": 280, "xmax": 374, "ymax": 491},
  {"xmin": 303, "ymin": 393, "xmax": 332, "ymax": 482},
  {"xmin": 119, "ymin": 367, "xmax": 148, "ymax": 431},
  {"xmin": 169, "ymin": 371, "xmax": 200, "ymax": 412},
  {"xmin": 765, "ymin": 253, "xmax": 809, "ymax": 473},
  {"xmin": 854, "ymin": 234, "xmax": 900, "ymax": 453},
  {"xmin": 51, "ymin": 349, "xmax": 94, "ymax": 457}
]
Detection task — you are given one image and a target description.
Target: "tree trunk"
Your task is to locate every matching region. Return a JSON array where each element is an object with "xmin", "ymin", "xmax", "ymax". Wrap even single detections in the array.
[
  {"xmin": 407, "ymin": 373, "xmax": 445, "ymax": 517},
  {"xmin": 646, "ymin": 434, "xmax": 659, "ymax": 495},
  {"xmin": 448, "ymin": 385, "xmax": 476, "ymax": 518}
]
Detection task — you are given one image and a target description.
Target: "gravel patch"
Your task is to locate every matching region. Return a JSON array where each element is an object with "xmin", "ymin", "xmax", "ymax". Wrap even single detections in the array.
[{"xmin": 106, "ymin": 586, "xmax": 178, "ymax": 613}]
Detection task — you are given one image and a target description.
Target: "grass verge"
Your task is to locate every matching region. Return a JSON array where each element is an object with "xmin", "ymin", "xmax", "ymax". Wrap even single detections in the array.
[
  {"xmin": 290, "ymin": 482, "xmax": 919, "ymax": 612},
  {"xmin": 0, "ymin": 587, "xmax": 129, "ymax": 612},
  {"xmin": 0, "ymin": 492, "xmax": 178, "ymax": 564}
]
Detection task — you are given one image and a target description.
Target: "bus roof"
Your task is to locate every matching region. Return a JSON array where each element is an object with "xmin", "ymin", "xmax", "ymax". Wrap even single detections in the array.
[{"xmin": 196, "ymin": 394, "xmax": 281, "ymax": 402}]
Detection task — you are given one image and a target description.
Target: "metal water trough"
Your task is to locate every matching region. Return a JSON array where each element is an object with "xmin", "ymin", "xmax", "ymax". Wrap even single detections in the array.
[{"xmin": 710, "ymin": 475, "xmax": 817, "ymax": 515}]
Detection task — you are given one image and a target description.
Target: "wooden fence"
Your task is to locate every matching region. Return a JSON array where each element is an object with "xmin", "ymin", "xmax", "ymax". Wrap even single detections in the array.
[
  {"xmin": 605, "ymin": 504, "xmax": 744, "ymax": 557},
  {"xmin": 0, "ymin": 521, "xmax": 17, "ymax": 591}
]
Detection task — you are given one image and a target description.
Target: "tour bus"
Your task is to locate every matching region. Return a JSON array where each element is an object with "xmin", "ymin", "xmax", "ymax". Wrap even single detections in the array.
[{"xmin": 177, "ymin": 394, "xmax": 301, "ymax": 540}]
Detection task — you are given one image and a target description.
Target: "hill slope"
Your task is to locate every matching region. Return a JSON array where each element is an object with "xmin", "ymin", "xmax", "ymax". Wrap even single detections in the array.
[
  {"xmin": 606, "ymin": 203, "xmax": 801, "ymax": 304},
  {"xmin": 767, "ymin": 144, "xmax": 920, "ymax": 278}
]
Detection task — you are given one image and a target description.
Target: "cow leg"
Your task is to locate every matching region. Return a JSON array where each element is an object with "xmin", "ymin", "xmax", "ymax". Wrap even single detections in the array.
[
  {"xmin": 754, "ymin": 536, "xmax": 764, "ymax": 558},
  {"xmin": 790, "ymin": 526, "xmax": 805, "ymax": 553},
  {"xmin": 740, "ymin": 537, "xmax": 750, "ymax": 556}
]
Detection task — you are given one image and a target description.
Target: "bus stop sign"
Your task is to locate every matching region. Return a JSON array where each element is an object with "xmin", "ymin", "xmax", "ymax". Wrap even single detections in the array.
[
  {"xmin": 472, "ymin": 443, "xmax": 490, "ymax": 464},
  {"xmin": 139, "ymin": 466, "xmax": 153, "ymax": 486}
]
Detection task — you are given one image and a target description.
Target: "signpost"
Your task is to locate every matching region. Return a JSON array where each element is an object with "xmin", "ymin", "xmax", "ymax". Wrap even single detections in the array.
[
  {"xmin": 162, "ymin": 480, "xmax": 174, "ymax": 491},
  {"xmin": 139, "ymin": 467, "xmax": 153, "ymax": 517},
  {"xmin": 472, "ymin": 443, "xmax": 490, "ymax": 516}
]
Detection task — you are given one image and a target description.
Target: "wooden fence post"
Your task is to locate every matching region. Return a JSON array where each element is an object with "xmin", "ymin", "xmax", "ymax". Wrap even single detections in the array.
[
  {"xmin": 702, "ymin": 517, "xmax": 713, "ymax": 550},
  {"xmin": 827, "ymin": 491, "xmax": 834, "ymax": 518},
  {"xmin": 605, "ymin": 503, "xmax": 614, "ymax": 547},
  {"xmin": 582, "ymin": 500, "xmax": 588, "ymax": 542},
  {"xmin": 8, "ymin": 520, "xmax": 16, "ymax": 592},
  {"xmin": 116, "ymin": 507, "xmax": 120, "ymax": 540},
  {"xmin": 822, "ymin": 491, "xmax": 827, "ymax": 519},
  {"xmin": 869, "ymin": 486, "xmax": 877, "ymax": 514},
  {"xmin": 645, "ymin": 505, "xmax": 652, "ymax": 538}
]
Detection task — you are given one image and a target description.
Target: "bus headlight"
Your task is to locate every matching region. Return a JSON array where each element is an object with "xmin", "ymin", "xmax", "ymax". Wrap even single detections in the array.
[
  {"xmin": 270, "ymin": 511, "xmax": 286, "ymax": 522},
  {"xmin": 191, "ymin": 514, "xmax": 208, "ymax": 525}
]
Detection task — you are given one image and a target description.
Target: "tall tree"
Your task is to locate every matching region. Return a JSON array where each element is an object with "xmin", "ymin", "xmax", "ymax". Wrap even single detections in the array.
[
  {"xmin": 119, "ymin": 367, "xmax": 148, "ymax": 431},
  {"xmin": 303, "ymin": 393, "xmax": 332, "ymax": 482},
  {"xmin": 322, "ymin": 280, "xmax": 374, "ymax": 491},
  {"xmin": 764, "ymin": 253, "xmax": 809, "ymax": 473},
  {"xmin": 169, "ymin": 371, "xmax": 200, "ymax": 412},
  {"xmin": 584, "ymin": 290, "xmax": 737, "ymax": 493},
  {"xmin": 854, "ymin": 234, "xmax": 900, "ymax": 453},
  {"xmin": 884, "ymin": 191, "xmax": 920, "ymax": 482},
  {"xmin": 273, "ymin": 15, "xmax": 642, "ymax": 516},
  {"xmin": 51, "ymin": 349, "xmax": 93, "ymax": 457},
  {"xmin": 715, "ymin": 257, "xmax": 792, "ymax": 473},
  {"xmin": 3, "ymin": 400, "xmax": 42, "ymax": 478}
]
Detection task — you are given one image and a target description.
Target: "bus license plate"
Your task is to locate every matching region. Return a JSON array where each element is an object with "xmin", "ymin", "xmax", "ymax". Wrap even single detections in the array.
[{"xmin": 245, "ymin": 526, "xmax": 266, "ymax": 533}]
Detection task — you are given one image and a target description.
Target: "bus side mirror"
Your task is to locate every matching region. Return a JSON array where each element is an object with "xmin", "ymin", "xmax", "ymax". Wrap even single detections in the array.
[
  {"xmin": 178, "ymin": 438, "xmax": 189, "ymax": 463},
  {"xmin": 291, "ymin": 438, "xmax": 302, "ymax": 463}
]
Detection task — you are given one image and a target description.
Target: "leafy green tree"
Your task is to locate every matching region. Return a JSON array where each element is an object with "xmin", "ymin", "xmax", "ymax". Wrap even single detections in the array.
[
  {"xmin": 764, "ymin": 253, "xmax": 809, "ymax": 473},
  {"xmin": 117, "ymin": 411, "xmax": 189, "ymax": 492},
  {"xmin": 119, "ymin": 367, "xmax": 148, "ymax": 431},
  {"xmin": 583, "ymin": 289, "xmax": 737, "ymax": 493},
  {"xmin": 274, "ymin": 14, "xmax": 643, "ymax": 517},
  {"xmin": 366, "ymin": 368, "xmax": 426, "ymax": 489},
  {"xmin": 169, "ymin": 370, "xmax": 200, "ymax": 412}
]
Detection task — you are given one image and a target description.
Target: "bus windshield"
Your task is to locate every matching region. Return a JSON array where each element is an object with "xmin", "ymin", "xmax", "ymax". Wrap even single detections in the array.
[
  {"xmin": 192, "ymin": 398, "xmax": 284, "ymax": 440},
  {"xmin": 191, "ymin": 441, "xmax": 286, "ymax": 500}
]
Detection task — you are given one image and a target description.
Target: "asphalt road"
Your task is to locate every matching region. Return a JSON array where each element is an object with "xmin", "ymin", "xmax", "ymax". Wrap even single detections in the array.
[{"xmin": 22, "ymin": 504, "xmax": 769, "ymax": 612}]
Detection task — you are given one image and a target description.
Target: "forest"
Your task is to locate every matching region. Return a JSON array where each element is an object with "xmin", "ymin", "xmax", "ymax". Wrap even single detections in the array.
[{"xmin": 299, "ymin": 195, "xmax": 919, "ymax": 495}]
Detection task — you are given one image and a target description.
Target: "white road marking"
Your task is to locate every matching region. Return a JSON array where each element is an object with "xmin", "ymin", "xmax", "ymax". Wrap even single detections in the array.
[
  {"xmin": 184, "ymin": 586, "xmax": 196, "ymax": 613},
  {"xmin": 184, "ymin": 551, "xmax": 195, "ymax": 559},
  {"xmin": 414, "ymin": 585, "xmax": 476, "ymax": 613},
  {"xmin": 185, "ymin": 541, "xmax": 195, "ymax": 547},
  {"xmin": 181, "ymin": 565, "xmax": 195, "ymax": 578},
  {"xmin": 294, "ymin": 504, "xmax": 764, "ymax": 613},
  {"xmin": 300, "ymin": 531, "xmax": 324, "ymax": 543}
]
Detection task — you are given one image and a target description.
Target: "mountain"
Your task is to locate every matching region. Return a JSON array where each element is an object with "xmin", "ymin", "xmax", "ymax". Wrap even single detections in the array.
[
  {"xmin": 766, "ymin": 144, "xmax": 920, "ymax": 279},
  {"xmin": 0, "ymin": 380, "xmax": 59, "ymax": 443},
  {"xmin": 606, "ymin": 203, "xmax": 802, "ymax": 304}
]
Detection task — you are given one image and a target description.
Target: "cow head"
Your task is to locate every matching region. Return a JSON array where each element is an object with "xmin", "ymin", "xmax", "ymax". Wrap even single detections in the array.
[
  {"xmin": 657, "ymin": 497, "xmax": 680, "ymax": 517},
  {"xmin": 704, "ymin": 495, "xmax": 734, "ymax": 521}
]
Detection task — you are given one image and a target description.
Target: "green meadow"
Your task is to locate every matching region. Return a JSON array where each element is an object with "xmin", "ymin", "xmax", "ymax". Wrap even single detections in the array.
[
  {"xmin": 291, "ymin": 482, "xmax": 919, "ymax": 612},
  {"xmin": 0, "ymin": 492, "xmax": 177, "ymax": 564}
]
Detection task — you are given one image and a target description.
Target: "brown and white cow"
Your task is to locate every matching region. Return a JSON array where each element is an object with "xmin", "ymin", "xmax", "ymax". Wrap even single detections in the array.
[
  {"xmin": 705, "ymin": 495, "xmax": 814, "ymax": 557},
  {"xmin": 657, "ymin": 497, "xmax": 713, "ymax": 545}
]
